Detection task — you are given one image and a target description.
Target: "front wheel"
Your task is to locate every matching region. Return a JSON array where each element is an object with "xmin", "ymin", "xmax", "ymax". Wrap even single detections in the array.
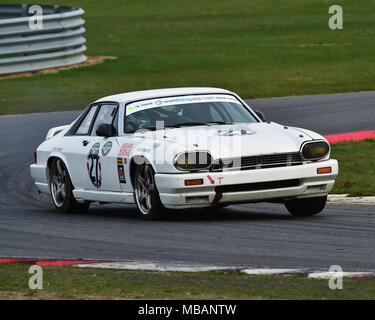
[
  {"xmin": 134, "ymin": 163, "xmax": 164, "ymax": 219},
  {"xmin": 50, "ymin": 158, "xmax": 90, "ymax": 213},
  {"xmin": 284, "ymin": 196, "xmax": 327, "ymax": 217}
]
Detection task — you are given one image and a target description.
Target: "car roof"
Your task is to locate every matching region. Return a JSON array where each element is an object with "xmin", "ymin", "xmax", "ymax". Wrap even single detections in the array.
[{"xmin": 94, "ymin": 87, "xmax": 233, "ymax": 104}]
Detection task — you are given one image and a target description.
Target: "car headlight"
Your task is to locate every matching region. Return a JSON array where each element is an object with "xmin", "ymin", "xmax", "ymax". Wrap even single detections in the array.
[
  {"xmin": 301, "ymin": 141, "xmax": 330, "ymax": 160},
  {"xmin": 174, "ymin": 152, "xmax": 212, "ymax": 171}
]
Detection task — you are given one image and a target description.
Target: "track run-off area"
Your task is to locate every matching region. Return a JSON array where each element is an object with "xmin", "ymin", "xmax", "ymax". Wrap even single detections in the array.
[{"xmin": 0, "ymin": 91, "xmax": 374, "ymax": 271}]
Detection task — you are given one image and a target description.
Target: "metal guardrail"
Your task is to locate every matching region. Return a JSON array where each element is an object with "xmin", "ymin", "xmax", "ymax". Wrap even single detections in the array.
[{"xmin": 0, "ymin": 4, "xmax": 87, "ymax": 75}]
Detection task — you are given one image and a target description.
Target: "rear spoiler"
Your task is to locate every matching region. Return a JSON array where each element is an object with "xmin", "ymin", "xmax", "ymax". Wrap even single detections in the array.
[{"xmin": 45, "ymin": 125, "xmax": 69, "ymax": 140}]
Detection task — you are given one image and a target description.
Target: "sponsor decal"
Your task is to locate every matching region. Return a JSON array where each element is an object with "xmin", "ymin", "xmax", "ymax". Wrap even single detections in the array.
[
  {"xmin": 126, "ymin": 94, "xmax": 242, "ymax": 115},
  {"xmin": 119, "ymin": 143, "xmax": 133, "ymax": 156},
  {"xmin": 87, "ymin": 142, "xmax": 102, "ymax": 188},
  {"xmin": 117, "ymin": 157, "xmax": 128, "ymax": 165},
  {"xmin": 207, "ymin": 175, "xmax": 223, "ymax": 185},
  {"xmin": 216, "ymin": 128, "xmax": 256, "ymax": 136},
  {"xmin": 118, "ymin": 165, "xmax": 126, "ymax": 184},
  {"xmin": 117, "ymin": 157, "xmax": 127, "ymax": 183},
  {"xmin": 102, "ymin": 141, "xmax": 113, "ymax": 156}
]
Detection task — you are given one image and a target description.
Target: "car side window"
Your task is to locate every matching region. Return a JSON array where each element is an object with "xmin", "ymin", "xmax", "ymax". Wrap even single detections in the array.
[
  {"xmin": 75, "ymin": 106, "xmax": 98, "ymax": 135},
  {"xmin": 91, "ymin": 104, "xmax": 118, "ymax": 136}
]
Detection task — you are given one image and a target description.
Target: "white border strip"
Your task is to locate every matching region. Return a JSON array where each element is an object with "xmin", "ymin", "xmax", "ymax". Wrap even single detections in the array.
[
  {"xmin": 308, "ymin": 272, "xmax": 375, "ymax": 279},
  {"xmin": 328, "ymin": 194, "xmax": 375, "ymax": 205},
  {"xmin": 75, "ymin": 262, "xmax": 375, "ymax": 278},
  {"xmin": 76, "ymin": 262, "xmax": 235, "ymax": 272},
  {"xmin": 241, "ymin": 268, "xmax": 306, "ymax": 275}
]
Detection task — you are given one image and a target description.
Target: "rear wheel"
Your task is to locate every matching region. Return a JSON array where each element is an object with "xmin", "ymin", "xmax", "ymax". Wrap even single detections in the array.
[
  {"xmin": 50, "ymin": 158, "xmax": 90, "ymax": 213},
  {"xmin": 284, "ymin": 196, "xmax": 327, "ymax": 217},
  {"xmin": 134, "ymin": 163, "xmax": 164, "ymax": 219}
]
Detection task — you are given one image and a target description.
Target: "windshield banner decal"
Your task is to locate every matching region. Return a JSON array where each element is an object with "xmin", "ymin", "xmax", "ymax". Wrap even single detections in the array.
[{"xmin": 126, "ymin": 94, "xmax": 241, "ymax": 115}]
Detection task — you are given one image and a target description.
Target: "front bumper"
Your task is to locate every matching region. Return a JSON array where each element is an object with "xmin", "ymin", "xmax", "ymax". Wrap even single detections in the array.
[{"xmin": 155, "ymin": 159, "xmax": 338, "ymax": 209}]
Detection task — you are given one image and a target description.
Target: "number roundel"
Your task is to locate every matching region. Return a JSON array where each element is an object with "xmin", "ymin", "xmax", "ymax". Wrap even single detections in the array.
[{"xmin": 87, "ymin": 142, "xmax": 102, "ymax": 188}]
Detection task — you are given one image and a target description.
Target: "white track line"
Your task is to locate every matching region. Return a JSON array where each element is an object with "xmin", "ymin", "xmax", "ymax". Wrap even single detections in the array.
[
  {"xmin": 308, "ymin": 271, "xmax": 375, "ymax": 279},
  {"xmin": 241, "ymin": 268, "xmax": 305, "ymax": 275},
  {"xmin": 76, "ymin": 262, "xmax": 235, "ymax": 272},
  {"xmin": 328, "ymin": 194, "xmax": 375, "ymax": 205},
  {"xmin": 75, "ymin": 262, "xmax": 375, "ymax": 278}
]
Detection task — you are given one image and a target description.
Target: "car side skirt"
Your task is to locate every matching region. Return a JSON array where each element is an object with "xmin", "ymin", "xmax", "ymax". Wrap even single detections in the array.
[{"xmin": 72, "ymin": 189, "xmax": 135, "ymax": 204}]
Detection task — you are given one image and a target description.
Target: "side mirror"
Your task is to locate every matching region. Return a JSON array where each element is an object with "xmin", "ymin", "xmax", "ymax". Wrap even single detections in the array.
[
  {"xmin": 96, "ymin": 123, "xmax": 116, "ymax": 137},
  {"xmin": 255, "ymin": 110, "xmax": 266, "ymax": 122}
]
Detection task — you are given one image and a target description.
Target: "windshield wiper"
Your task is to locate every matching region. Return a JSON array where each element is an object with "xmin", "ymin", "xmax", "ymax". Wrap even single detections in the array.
[
  {"xmin": 166, "ymin": 121, "xmax": 233, "ymax": 128},
  {"xmin": 126, "ymin": 127, "xmax": 158, "ymax": 133},
  {"xmin": 126, "ymin": 122, "xmax": 234, "ymax": 133}
]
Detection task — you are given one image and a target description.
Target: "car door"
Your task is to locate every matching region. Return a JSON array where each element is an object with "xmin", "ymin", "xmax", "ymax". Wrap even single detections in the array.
[
  {"xmin": 85, "ymin": 103, "xmax": 121, "ymax": 192},
  {"xmin": 63, "ymin": 103, "xmax": 121, "ymax": 192},
  {"xmin": 62, "ymin": 104, "xmax": 99, "ymax": 190}
]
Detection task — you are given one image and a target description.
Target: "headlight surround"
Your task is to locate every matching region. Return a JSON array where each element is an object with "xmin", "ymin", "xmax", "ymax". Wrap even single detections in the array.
[
  {"xmin": 301, "ymin": 141, "xmax": 330, "ymax": 161},
  {"xmin": 174, "ymin": 152, "xmax": 212, "ymax": 171}
]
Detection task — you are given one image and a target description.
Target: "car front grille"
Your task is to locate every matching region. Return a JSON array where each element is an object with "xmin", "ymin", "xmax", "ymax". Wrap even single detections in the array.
[{"xmin": 211, "ymin": 152, "xmax": 303, "ymax": 172}]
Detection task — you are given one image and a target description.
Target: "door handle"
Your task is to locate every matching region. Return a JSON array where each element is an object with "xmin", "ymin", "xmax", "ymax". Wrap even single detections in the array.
[{"xmin": 82, "ymin": 140, "xmax": 90, "ymax": 146}]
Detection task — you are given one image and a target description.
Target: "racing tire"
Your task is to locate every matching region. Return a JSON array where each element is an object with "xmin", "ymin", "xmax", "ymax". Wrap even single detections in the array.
[
  {"xmin": 50, "ymin": 158, "xmax": 90, "ymax": 214},
  {"xmin": 284, "ymin": 196, "xmax": 327, "ymax": 217},
  {"xmin": 134, "ymin": 163, "xmax": 165, "ymax": 219}
]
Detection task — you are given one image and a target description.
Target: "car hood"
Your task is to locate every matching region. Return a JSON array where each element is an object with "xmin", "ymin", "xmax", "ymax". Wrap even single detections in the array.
[{"xmin": 132, "ymin": 122, "xmax": 315, "ymax": 159}]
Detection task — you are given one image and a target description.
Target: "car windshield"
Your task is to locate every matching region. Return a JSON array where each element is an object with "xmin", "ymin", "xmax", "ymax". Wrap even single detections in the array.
[{"xmin": 124, "ymin": 94, "xmax": 258, "ymax": 133}]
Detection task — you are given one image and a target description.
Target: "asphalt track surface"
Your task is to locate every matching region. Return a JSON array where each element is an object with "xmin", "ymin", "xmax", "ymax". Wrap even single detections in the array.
[{"xmin": 0, "ymin": 91, "xmax": 374, "ymax": 271}]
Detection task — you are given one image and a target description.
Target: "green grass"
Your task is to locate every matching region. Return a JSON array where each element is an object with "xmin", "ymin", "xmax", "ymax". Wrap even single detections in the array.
[
  {"xmin": 0, "ymin": 263, "xmax": 374, "ymax": 299},
  {"xmin": 1, "ymin": 0, "xmax": 375, "ymax": 115},
  {"xmin": 330, "ymin": 139, "xmax": 375, "ymax": 196}
]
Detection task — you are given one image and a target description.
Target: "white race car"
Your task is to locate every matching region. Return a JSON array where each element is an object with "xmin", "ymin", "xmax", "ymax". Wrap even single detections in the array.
[{"xmin": 30, "ymin": 87, "xmax": 338, "ymax": 219}]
